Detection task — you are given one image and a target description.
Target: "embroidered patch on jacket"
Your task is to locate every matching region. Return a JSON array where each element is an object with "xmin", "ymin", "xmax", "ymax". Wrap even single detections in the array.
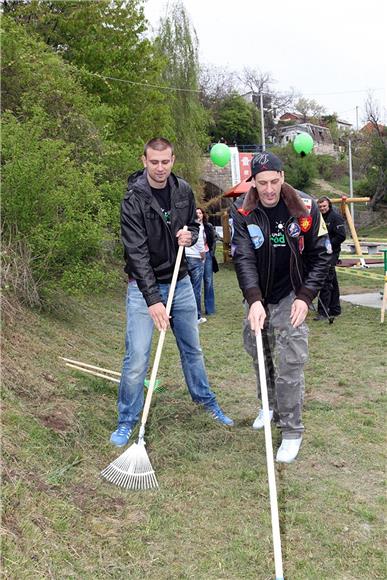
[
  {"xmin": 287, "ymin": 222, "xmax": 301, "ymax": 238},
  {"xmin": 298, "ymin": 236, "xmax": 305, "ymax": 254},
  {"xmin": 247, "ymin": 224, "xmax": 264, "ymax": 249},
  {"xmin": 298, "ymin": 215, "xmax": 312, "ymax": 232},
  {"xmin": 238, "ymin": 208, "xmax": 251, "ymax": 216},
  {"xmin": 317, "ymin": 214, "xmax": 328, "ymax": 236},
  {"xmin": 301, "ymin": 198, "xmax": 312, "ymax": 213}
]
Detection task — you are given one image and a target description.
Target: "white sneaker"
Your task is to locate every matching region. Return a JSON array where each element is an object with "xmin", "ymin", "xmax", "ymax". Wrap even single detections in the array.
[
  {"xmin": 252, "ymin": 409, "xmax": 273, "ymax": 430},
  {"xmin": 276, "ymin": 436, "xmax": 303, "ymax": 463},
  {"xmin": 198, "ymin": 317, "xmax": 207, "ymax": 324}
]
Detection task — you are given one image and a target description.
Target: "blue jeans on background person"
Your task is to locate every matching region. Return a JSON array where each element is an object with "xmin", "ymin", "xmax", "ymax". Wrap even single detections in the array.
[
  {"xmin": 203, "ymin": 251, "xmax": 215, "ymax": 315},
  {"xmin": 117, "ymin": 276, "xmax": 217, "ymax": 429},
  {"xmin": 186, "ymin": 257, "xmax": 204, "ymax": 319}
]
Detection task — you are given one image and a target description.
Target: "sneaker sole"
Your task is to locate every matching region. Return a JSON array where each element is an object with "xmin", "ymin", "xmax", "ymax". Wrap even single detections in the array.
[{"xmin": 110, "ymin": 439, "xmax": 129, "ymax": 447}]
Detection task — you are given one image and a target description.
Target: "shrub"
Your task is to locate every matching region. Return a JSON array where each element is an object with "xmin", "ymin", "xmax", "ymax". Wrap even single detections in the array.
[{"xmin": 2, "ymin": 110, "xmax": 108, "ymax": 294}]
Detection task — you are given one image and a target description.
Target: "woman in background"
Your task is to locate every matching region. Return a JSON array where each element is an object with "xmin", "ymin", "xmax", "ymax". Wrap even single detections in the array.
[{"xmin": 197, "ymin": 207, "xmax": 216, "ymax": 317}]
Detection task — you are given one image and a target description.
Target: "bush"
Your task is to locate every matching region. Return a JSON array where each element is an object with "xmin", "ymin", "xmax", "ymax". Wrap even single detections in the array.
[
  {"xmin": 277, "ymin": 145, "xmax": 317, "ymax": 191},
  {"xmin": 2, "ymin": 110, "xmax": 109, "ymax": 294}
]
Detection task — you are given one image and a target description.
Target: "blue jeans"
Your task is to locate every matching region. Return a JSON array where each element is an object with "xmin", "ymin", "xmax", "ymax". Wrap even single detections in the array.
[
  {"xmin": 203, "ymin": 251, "xmax": 215, "ymax": 315},
  {"xmin": 117, "ymin": 276, "xmax": 217, "ymax": 428},
  {"xmin": 186, "ymin": 257, "xmax": 204, "ymax": 319}
]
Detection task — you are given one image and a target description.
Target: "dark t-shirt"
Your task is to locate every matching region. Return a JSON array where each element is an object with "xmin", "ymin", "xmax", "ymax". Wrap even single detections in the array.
[
  {"xmin": 151, "ymin": 184, "xmax": 171, "ymax": 225},
  {"xmin": 262, "ymin": 198, "xmax": 293, "ymax": 304}
]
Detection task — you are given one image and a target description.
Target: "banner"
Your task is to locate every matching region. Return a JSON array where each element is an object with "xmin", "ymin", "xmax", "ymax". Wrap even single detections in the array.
[
  {"xmin": 239, "ymin": 153, "xmax": 253, "ymax": 181},
  {"xmin": 230, "ymin": 147, "xmax": 241, "ymax": 186}
]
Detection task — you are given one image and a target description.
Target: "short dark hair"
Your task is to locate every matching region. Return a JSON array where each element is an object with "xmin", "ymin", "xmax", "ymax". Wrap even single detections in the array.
[
  {"xmin": 317, "ymin": 196, "xmax": 332, "ymax": 209},
  {"xmin": 144, "ymin": 137, "xmax": 174, "ymax": 157}
]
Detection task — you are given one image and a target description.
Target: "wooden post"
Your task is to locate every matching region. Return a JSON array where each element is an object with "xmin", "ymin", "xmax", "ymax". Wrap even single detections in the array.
[
  {"xmin": 221, "ymin": 210, "xmax": 231, "ymax": 264},
  {"xmin": 336, "ymin": 196, "xmax": 369, "ymax": 267},
  {"xmin": 381, "ymin": 250, "xmax": 387, "ymax": 324}
]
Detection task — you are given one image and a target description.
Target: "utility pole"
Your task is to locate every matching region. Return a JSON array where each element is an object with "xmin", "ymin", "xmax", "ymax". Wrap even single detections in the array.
[
  {"xmin": 260, "ymin": 92, "xmax": 266, "ymax": 151},
  {"xmin": 356, "ymin": 106, "xmax": 359, "ymax": 131},
  {"xmin": 348, "ymin": 139, "xmax": 354, "ymax": 221}
]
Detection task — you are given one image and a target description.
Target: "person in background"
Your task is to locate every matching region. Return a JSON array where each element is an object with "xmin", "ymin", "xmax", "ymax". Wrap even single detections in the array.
[
  {"xmin": 185, "ymin": 208, "xmax": 207, "ymax": 324},
  {"xmin": 315, "ymin": 196, "xmax": 347, "ymax": 320},
  {"xmin": 231, "ymin": 151, "xmax": 330, "ymax": 463},
  {"xmin": 197, "ymin": 207, "xmax": 217, "ymax": 317},
  {"xmin": 110, "ymin": 137, "xmax": 234, "ymax": 447}
]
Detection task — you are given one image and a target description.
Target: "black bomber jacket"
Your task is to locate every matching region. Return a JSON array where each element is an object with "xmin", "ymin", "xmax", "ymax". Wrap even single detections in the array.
[
  {"xmin": 230, "ymin": 182, "xmax": 331, "ymax": 306},
  {"xmin": 121, "ymin": 170, "xmax": 199, "ymax": 307}
]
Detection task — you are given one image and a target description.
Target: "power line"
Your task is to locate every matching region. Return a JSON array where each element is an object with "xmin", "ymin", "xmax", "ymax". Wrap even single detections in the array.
[
  {"xmin": 86, "ymin": 71, "xmax": 201, "ymax": 93},
  {"xmin": 85, "ymin": 70, "xmax": 383, "ymax": 99}
]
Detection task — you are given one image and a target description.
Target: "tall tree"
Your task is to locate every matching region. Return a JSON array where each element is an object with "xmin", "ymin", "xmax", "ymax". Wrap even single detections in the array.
[
  {"xmin": 199, "ymin": 64, "xmax": 238, "ymax": 110},
  {"xmin": 361, "ymin": 95, "xmax": 386, "ymax": 208},
  {"xmin": 211, "ymin": 94, "xmax": 261, "ymax": 146},
  {"xmin": 2, "ymin": 17, "xmax": 109, "ymax": 299},
  {"xmin": 239, "ymin": 67, "xmax": 297, "ymax": 125},
  {"xmin": 294, "ymin": 97, "xmax": 326, "ymax": 124},
  {"xmin": 155, "ymin": 1, "xmax": 208, "ymax": 189},
  {"xmin": 3, "ymin": 0, "xmax": 172, "ymax": 144}
]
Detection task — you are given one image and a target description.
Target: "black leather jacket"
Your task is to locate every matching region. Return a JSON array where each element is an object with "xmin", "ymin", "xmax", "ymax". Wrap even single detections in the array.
[
  {"xmin": 323, "ymin": 207, "xmax": 346, "ymax": 257},
  {"xmin": 121, "ymin": 169, "xmax": 199, "ymax": 307},
  {"xmin": 230, "ymin": 183, "xmax": 331, "ymax": 307}
]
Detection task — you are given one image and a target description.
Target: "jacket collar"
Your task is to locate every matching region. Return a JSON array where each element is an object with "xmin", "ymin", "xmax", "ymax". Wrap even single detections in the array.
[
  {"xmin": 242, "ymin": 182, "xmax": 309, "ymax": 217},
  {"xmin": 127, "ymin": 169, "xmax": 179, "ymax": 198}
]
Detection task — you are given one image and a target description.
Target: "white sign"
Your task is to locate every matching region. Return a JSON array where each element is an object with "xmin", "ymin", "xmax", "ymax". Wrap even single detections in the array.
[{"xmin": 230, "ymin": 147, "xmax": 241, "ymax": 186}]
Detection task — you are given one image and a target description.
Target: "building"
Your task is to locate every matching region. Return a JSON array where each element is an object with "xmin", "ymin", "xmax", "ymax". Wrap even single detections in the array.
[{"xmin": 274, "ymin": 122, "xmax": 335, "ymax": 155}]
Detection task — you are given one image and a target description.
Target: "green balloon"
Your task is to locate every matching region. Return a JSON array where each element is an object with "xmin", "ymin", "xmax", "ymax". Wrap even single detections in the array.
[
  {"xmin": 210, "ymin": 143, "xmax": 231, "ymax": 167},
  {"xmin": 293, "ymin": 132, "xmax": 314, "ymax": 156}
]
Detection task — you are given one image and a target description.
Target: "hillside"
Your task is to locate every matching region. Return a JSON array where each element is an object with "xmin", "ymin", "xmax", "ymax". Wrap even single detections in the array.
[{"xmin": 2, "ymin": 262, "xmax": 386, "ymax": 579}]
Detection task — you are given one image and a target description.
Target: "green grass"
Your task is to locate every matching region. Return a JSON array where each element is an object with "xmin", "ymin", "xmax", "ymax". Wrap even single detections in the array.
[{"xmin": 2, "ymin": 259, "xmax": 386, "ymax": 579}]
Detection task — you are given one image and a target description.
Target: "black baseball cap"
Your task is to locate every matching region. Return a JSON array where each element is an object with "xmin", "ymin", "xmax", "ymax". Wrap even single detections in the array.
[{"xmin": 247, "ymin": 151, "xmax": 283, "ymax": 181}]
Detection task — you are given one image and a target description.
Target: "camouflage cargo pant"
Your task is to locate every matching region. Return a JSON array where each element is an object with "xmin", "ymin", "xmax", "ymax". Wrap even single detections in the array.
[{"xmin": 243, "ymin": 293, "xmax": 308, "ymax": 438}]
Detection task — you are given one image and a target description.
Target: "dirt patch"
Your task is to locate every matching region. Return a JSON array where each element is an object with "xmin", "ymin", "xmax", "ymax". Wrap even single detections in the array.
[{"xmin": 37, "ymin": 400, "xmax": 78, "ymax": 433}]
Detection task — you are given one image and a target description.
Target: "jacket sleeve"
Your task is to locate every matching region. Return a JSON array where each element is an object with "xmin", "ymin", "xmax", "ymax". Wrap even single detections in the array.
[
  {"xmin": 296, "ymin": 201, "xmax": 331, "ymax": 305},
  {"xmin": 121, "ymin": 192, "xmax": 162, "ymax": 307},
  {"xmin": 230, "ymin": 205, "xmax": 263, "ymax": 305},
  {"xmin": 206, "ymin": 223, "xmax": 216, "ymax": 254},
  {"xmin": 329, "ymin": 211, "xmax": 346, "ymax": 253},
  {"xmin": 181, "ymin": 181, "xmax": 199, "ymax": 246}
]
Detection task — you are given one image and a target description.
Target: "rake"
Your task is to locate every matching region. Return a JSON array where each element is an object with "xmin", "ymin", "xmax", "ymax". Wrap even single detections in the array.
[
  {"xmin": 256, "ymin": 329, "xmax": 284, "ymax": 580},
  {"xmin": 60, "ymin": 357, "xmax": 164, "ymax": 392},
  {"xmin": 101, "ymin": 226, "xmax": 188, "ymax": 490}
]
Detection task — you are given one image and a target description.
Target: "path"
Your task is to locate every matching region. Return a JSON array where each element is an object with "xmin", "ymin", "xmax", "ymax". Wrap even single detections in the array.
[{"xmin": 313, "ymin": 178, "xmax": 346, "ymax": 198}]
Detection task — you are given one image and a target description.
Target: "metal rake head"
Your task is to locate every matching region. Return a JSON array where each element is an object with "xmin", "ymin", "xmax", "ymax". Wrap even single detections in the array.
[{"xmin": 101, "ymin": 439, "xmax": 159, "ymax": 491}]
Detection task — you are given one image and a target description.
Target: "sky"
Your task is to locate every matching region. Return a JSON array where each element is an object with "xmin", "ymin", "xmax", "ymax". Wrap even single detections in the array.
[{"xmin": 144, "ymin": 0, "xmax": 386, "ymax": 128}]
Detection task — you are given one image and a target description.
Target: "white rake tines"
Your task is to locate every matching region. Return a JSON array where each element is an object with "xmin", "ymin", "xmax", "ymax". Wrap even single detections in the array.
[{"xmin": 101, "ymin": 440, "xmax": 159, "ymax": 491}]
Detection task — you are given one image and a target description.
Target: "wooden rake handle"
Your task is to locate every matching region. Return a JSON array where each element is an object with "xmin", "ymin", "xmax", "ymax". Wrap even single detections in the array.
[{"xmin": 140, "ymin": 226, "xmax": 188, "ymax": 429}]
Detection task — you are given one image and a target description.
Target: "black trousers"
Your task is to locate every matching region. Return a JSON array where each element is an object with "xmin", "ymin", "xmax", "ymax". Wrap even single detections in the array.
[{"xmin": 318, "ymin": 257, "xmax": 341, "ymax": 317}]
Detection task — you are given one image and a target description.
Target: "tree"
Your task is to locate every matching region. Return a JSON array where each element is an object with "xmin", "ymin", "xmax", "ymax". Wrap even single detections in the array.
[
  {"xmin": 278, "ymin": 145, "xmax": 317, "ymax": 190},
  {"xmin": 199, "ymin": 64, "xmax": 238, "ymax": 110},
  {"xmin": 155, "ymin": 1, "xmax": 208, "ymax": 189},
  {"xmin": 3, "ymin": 0, "xmax": 172, "ymax": 144},
  {"xmin": 294, "ymin": 97, "xmax": 325, "ymax": 124},
  {"xmin": 211, "ymin": 95, "xmax": 261, "ymax": 146},
  {"xmin": 357, "ymin": 95, "xmax": 387, "ymax": 208},
  {"xmin": 1, "ymin": 17, "xmax": 108, "ymax": 300},
  {"xmin": 239, "ymin": 67, "xmax": 297, "ymax": 127}
]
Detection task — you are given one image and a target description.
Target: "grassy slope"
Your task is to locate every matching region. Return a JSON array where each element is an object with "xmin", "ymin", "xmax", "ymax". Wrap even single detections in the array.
[{"xmin": 2, "ymin": 261, "xmax": 386, "ymax": 579}]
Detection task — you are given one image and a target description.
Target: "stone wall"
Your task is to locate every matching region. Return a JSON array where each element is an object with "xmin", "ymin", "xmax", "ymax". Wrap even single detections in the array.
[{"xmin": 201, "ymin": 156, "xmax": 233, "ymax": 193}]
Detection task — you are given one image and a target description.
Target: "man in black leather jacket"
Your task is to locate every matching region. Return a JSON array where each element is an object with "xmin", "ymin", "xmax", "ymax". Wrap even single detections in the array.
[
  {"xmin": 110, "ymin": 137, "xmax": 233, "ymax": 447},
  {"xmin": 231, "ymin": 151, "xmax": 331, "ymax": 463},
  {"xmin": 316, "ymin": 196, "xmax": 347, "ymax": 319}
]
